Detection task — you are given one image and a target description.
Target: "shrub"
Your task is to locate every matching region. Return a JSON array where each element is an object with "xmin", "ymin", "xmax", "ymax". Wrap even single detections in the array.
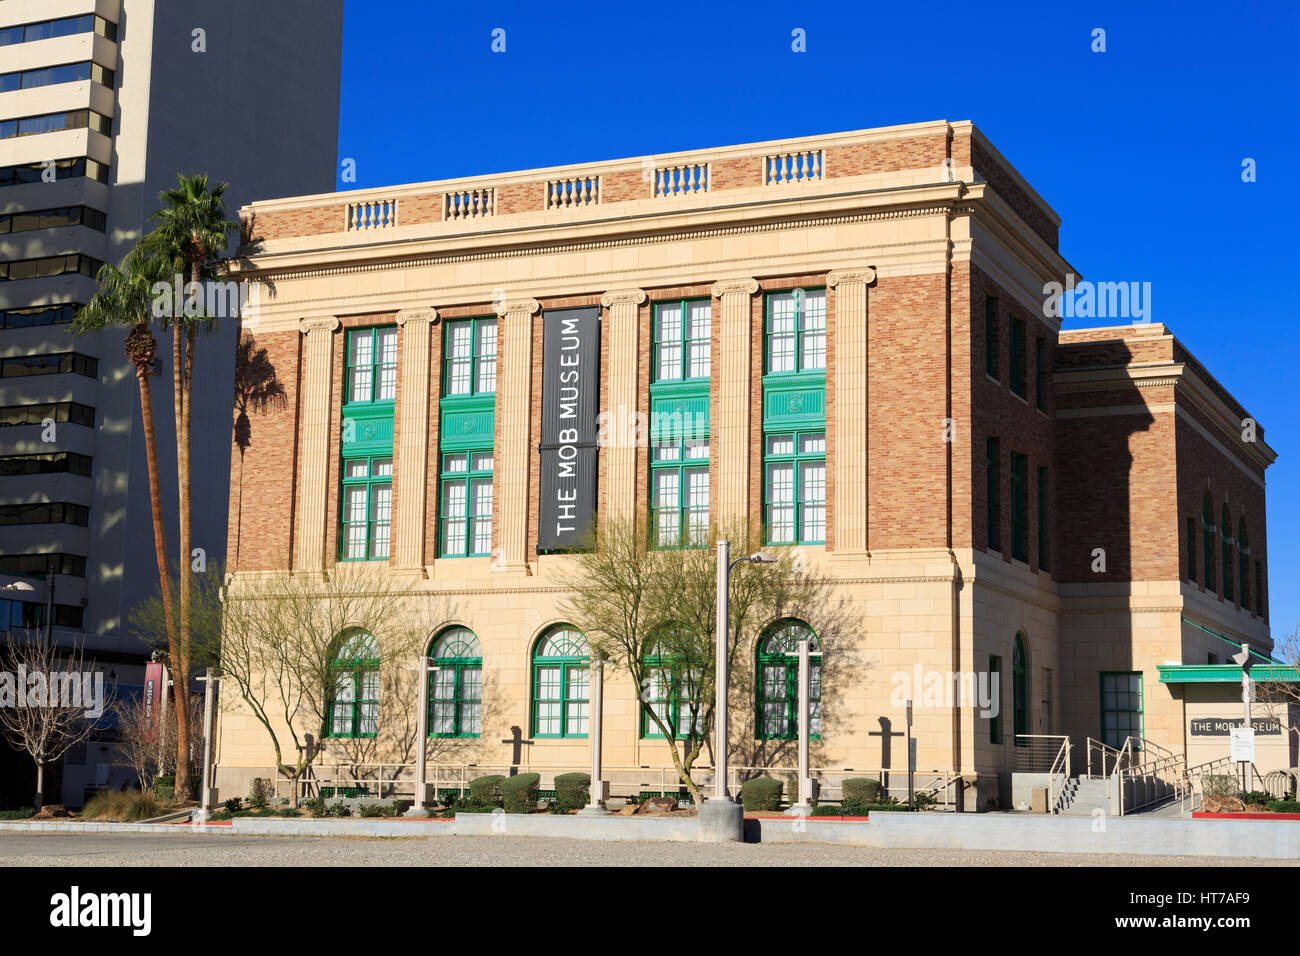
[
  {"xmin": 82, "ymin": 792, "xmax": 159, "ymax": 822},
  {"xmin": 913, "ymin": 792, "xmax": 938, "ymax": 810},
  {"xmin": 391, "ymin": 800, "xmax": 405, "ymax": 817},
  {"xmin": 554, "ymin": 773, "xmax": 590, "ymax": 811},
  {"xmin": 1241, "ymin": 790, "xmax": 1272, "ymax": 806},
  {"xmin": 842, "ymin": 778, "xmax": 885, "ymax": 805},
  {"xmin": 326, "ymin": 801, "xmax": 352, "ymax": 817},
  {"xmin": 208, "ymin": 809, "xmax": 232, "ymax": 821},
  {"xmin": 811, "ymin": 804, "xmax": 843, "ymax": 817},
  {"xmin": 1267, "ymin": 800, "xmax": 1300, "ymax": 814},
  {"xmin": 1202, "ymin": 775, "xmax": 1238, "ymax": 798},
  {"xmin": 358, "ymin": 801, "xmax": 396, "ymax": 818},
  {"xmin": 223, "ymin": 797, "xmax": 243, "ymax": 813},
  {"xmin": 303, "ymin": 795, "xmax": 328, "ymax": 818},
  {"xmin": 501, "ymin": 773, "xmax": 541, "ymax": 813},
  {"xmin": 740, "ymin": 778, "xmax": 783, "ymax": 812},
  {"xmin": 248, "ymin": 778, "xmax": 272, "ymax": 809},
  {"xmin": 468, "ymin": 775, "xmax": 505, "ymax": 807},
  {"xmin": 0, "ymin": 808, "xmax": 36, "ymax": 820}
]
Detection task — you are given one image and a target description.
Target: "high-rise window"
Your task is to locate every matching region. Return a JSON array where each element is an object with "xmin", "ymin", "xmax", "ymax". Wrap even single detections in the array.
[
  {"xmin": 0, "ymin": 15, "xmax": 117, "ymax": 47},
  {"xmin": 439, "ymin": 450, "xmax": 493, "ymax": 557},
  {"xmin": 989, "ymin": 655, "xmax": 1002, "ymax": 743},
  {"xmin": 1202, "ymin": 494, "xmax": 1215, "ymax": 592},
  {"xmin": 1035, "ymin": 335, "xmax": 1047, "ymax": 411},
  {"xmin": 1238, "ymin": 520, "xmax": 1249, "ymax": 610},
  {"xmin": 764, "ymin": 432, "xmax": 826, "ymax": 545},
  {"xmin": 1187, "ymin": 516, "xmax": 1197, "ymax": 581},
  {"xmin": 985, "ymin": 295, "xmax": 999, "ymax": 379},
  {"xmin": 340, "ymin": 456, "xmax": 392, "ymax": 561},
  {"xmin": 1221, "ymin": 505, "xmax": 1233, "ymax": 602},
  {"xmin": 1037, "ymin": 465, "xmax": 1049, "ymax": 572}
]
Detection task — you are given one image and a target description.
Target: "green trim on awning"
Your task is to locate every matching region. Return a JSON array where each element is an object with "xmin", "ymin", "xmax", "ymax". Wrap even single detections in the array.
[
  {"xmin": 1181, "ymin": 617, "xmax": 1282, "ymax": 664},
  {"xmin": 1157, "ymin": 663, "xmax": 1300, "ymax": 684}
]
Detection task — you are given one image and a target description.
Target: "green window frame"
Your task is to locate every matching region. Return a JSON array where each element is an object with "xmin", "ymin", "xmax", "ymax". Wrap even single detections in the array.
[
  {"xmin": 1037, "ymin": 465, "xmax": 1049, "ymax": 572},
  {"xmin": 531, "ymin": 627, "xmax": 590, "ymax": 739},
  {"xmin": 339, "ymin": 456, "xmax": 392, "ymax": 561},
  {"xmin": 986, "ymin": 437, "xmax": 1001, "ymax": 552},
  {"xmin": 1202, "ymin": 494, "xmax": 1215, "ymax": 591},
  {"xmin": 328, "ymin": 630, "xmax": 380, "ymax": 738},
  {"xmin": 640, "ymin": 645, "xmax": 705, "ymax": 740},
  {"xmin": 1221, "ymin": 506, "xmax": 1232, "ymax": 602},
  {"xmin": 651, "ymin": 436, "xmax": 709, "ymax": 548},
  {"xmin": 1035, "ymin": 335, "xmax": 1047, "ymax": 411},
  {"xmin": 1009, "ymin": 314, "xmax": 1026, "ymax": 398},
  {"xmin": 1100, "ymin": 671, "xmax": 1143, "ymax": 750},
  {"xmin": 1187, "ymin": 516, "xmax": 1197, "ymax": 581},
  {"xmin": 346, "ymin": 326, "xmax": 398, "ymax": 405},
  {"xmin": 1010, "ymin": 451, "xmax": 1028, "ymax": 562},
  {"xmin": 427, "ymin": 627, "xmax": 482, "ymax": 737},
  {"xmin": 442, "ymin": 316, "xmax": 497, "ymax": 397},
  {"xmin": 755, "ymin": 621, "xmax": 822, "ymax": 740},
  {"xmin": 653, "ymin": 299, "xmax": 711, "ymax": 382},
  {"xmin": 985, "ymin": 295, "xmax": 998, "ymax": 379},
  {"xmin": 1238, "ymin": 520, "xmax": 1248, "ymax": 609},
  {"xmin": 1012, "ymin": 635, "xmax": 1028, "ymax": 744},
  {"xmin": 765, "ymin": 289, "xmax": 826, "ymax": 374},
  {"xmin": 438, "ymin": 449, "xmax": 493, "ymax": 557},
  {"xmin": 989, "ymin": 655, "xmax": 1002, "ymax": 744},
  {"xmin": 763, "ymin": 431, "xmax": 825, "ymax": 545}
]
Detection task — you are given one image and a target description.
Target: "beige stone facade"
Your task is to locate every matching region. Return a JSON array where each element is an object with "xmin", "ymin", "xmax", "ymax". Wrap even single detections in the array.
[{"xmin": 213, "ymin": 121, "xmax": 1279, "ymax": 809}]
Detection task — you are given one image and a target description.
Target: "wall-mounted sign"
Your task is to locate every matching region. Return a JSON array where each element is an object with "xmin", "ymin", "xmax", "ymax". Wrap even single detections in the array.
[
  {"xmin": 538, "ymin": 306, "xmax": 600, "ymax": 551},
  {"xmin": 1189, "ymin": 717, "xmax": 1281, "ymax": 736}
]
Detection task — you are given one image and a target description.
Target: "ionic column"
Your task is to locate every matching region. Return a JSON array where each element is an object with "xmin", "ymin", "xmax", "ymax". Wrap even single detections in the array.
[
  {"xmin": 295, "ymin": 315, "xmax": 340, "ymax": 572},
  {"xmin": 493, "ymin": 298, "xmax": 541, "ymax": 573},
  {"xmin": 599, "ymin": 289, "xmax": 646, "ymax": 526},
  {"xmin": 828, "ymin": 268, "xmax": 876, "ymax": 554},
  {"xmin": 393, "ymin": 308, "xmax": 437, "ymax": 572},
  {"xmin": 711, "ymin": 278, "xmax": 759, "ymax": 529}
]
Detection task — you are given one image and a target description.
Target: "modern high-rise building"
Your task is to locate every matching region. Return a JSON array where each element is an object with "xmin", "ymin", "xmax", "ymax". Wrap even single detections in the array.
[
  {"xmin": 0, "ymin": 0, "xmax": 343, "ymax": 806},
  {"xmin": 213, "ymin": 121, "xmax": 1289, "ymax": 814}
]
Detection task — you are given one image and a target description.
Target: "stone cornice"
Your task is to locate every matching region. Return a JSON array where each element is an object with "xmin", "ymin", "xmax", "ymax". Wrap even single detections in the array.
[
  {"xmin": 395, "ymin": 307, "xmax": 438, "ymax": 327},
  {"xmin": 494, "ymin": 297, "xmax": 541, "ymax": 318},
  {"xmin": 297, "ymin": 316, "xmax": 340, "ymax": 334},
  {"xmin": 827, "ymin": 267, "xmax": 877, "ymax": 287},
  {"xmin": 599, "ymin": 288, "xmax": 647, "ymax": 308},
  {"xmin": 711, "ymin": 277, "xmax": 759, "ymax": 298}
]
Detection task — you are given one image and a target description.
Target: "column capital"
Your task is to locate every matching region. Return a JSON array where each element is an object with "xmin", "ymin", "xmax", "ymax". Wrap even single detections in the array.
[
  {"xmin": 600, "ymin": 288, "xmax": 646, "ymax": 308},
  {"xmin": 396, "ymin": 307, "xmax": 438, "ymax": 327},
  {"xmin": 494, "ymin": 297, "xmax": 541, "ymax": 319},
  {"xmin": 298, "ymin": 315, "xmax": 340, "ymax": 334},
  {"xmin": 827, "ymin": 267, "xmax": 877, "ymax": 288},
  {"xmin": 710, "ymin": 278, "xmax": 759, "ymax": 298}
]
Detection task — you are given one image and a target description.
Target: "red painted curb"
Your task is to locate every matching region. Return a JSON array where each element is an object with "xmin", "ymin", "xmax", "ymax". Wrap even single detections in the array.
[{"xmin": 1192, "ymin": 811, "xmax": 1300, "ymax": 820}]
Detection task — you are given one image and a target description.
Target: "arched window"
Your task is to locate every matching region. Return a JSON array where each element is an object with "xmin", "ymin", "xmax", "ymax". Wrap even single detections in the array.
[
  {"xmin": 1012, "ymin": 634, "xmax": 1028, "ymax": 744},
  {"xmin": 756, "ymin": 620, "xmax": 821, "ymax": 740},
  {"xmin": 428, "ymin": 627, "xmax": 482, "ymax": 737},
  {"xmin": 1238, "ymin": 519, "xmax": 1249, "ymax": 610},
  {"xmin": 1221, "ymin": 505, "xmax": 1233, "ymax": 602},
  {"xmin": 641, "ymin": 626, "xmax": 705, "ymax": 740},
  {"xmin": 531, "ymin": 626, "xmax": 589, "ymax": 738},
  {"xmin": 1202, "ymin": 494, "xmax": 1215, "ymax": 592},
  {"xmin": 328, "ymin": 629, "xmax": 379, "ymax": 738}
]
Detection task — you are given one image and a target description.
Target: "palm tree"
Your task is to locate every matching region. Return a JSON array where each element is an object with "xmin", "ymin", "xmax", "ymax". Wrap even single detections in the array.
[
  {"xmin": 73, "ymin": 249, "xmax": 179, "ymax": 661},
  {"xmin": 146, "ymin": 173, "xmax": 237, "ymax": 802}
]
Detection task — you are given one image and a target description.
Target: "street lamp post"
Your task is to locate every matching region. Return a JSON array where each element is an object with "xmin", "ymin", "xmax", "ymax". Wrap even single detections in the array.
[
  {"xmin": 406, "ymin": 657, "xmax": 438, "ymax": 817},
  {"xmin": 699, "ymin": 541, "xmax": 775, "ymax": 842}
]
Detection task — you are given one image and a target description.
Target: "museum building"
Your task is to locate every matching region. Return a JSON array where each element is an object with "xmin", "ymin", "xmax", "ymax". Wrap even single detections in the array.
[{"xmin": 211, "ymin": 121, "xmax": 1285, "ymax": 810}]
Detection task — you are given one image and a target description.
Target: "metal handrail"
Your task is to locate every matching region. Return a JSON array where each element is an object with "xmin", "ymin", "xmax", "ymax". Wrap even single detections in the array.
[
  {"xmin": 1117, "ymin": 740, "xmax": 1185, "ymax": 816},
  {"xmin": 1013, "ymin": 735, "xmax": 1072, "ymax": 812},
  {"xmin": 1086, "ymin": 737, "xmax": 1126, "ymax": 779}
]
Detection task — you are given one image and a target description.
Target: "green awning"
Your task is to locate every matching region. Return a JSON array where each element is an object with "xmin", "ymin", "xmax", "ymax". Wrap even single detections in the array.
[{"xmin": 1157, "ymin": 663, "xmax": 1300, "ymax": 684}]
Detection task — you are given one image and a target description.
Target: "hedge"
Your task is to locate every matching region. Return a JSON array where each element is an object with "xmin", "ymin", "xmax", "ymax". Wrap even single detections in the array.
[
  {"xmin": 740, "ymin": 778, "xmax": 783, "ymax": 812},
  {"xmin": 501, "ymin": 773, "xmax": 541, "ymax": 813},
  {"xmin": 841, "ymin": 778, "xmax": 885, "ymax": 805},
  {"xmin": 554, "ymin": 773, "xmax": 590, "ymax": 811},
  {"xmin": 468, "ymin": 774, "xmax": 506, "ymax": 807}
]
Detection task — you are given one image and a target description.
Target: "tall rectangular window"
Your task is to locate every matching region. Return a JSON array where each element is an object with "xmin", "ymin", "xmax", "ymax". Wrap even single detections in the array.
[
  {"xmin": 765, "ymin": 289, "xmax": 826, "ymax": 373},
  {"xmin": 985, "ymin": 295, "xmax": 998, "ymax": 379},
  {"xmin": 651, "ymin": 437, "xmax": 709, "ymax": 548},
  {"xmin": 1009, "ymin": 315, "xmax": 1026, "ymax": 398},
  {"xmin": 439, "ymin": 450, "xmax": 494, "ymax": 557},
  {"xmin": 1100, "ymin": 672, "xmax": 1143, "ymax": 749},
  {"xmin": 763, "ymin": 432, "xmax": 826, "ymax": 545},
  {"xmin": 443, "ymin": 317, "xmax": 497, "ymax": 396},
  {"xmin": 1037, "ymin": 465, "xmax": 1049, "ymax": 572},
  {"xmin": 1202, "ymin": 498, "xmax": 1215, "ymax": 592},
  {"xmin": 1035, "ymin": 335, "xmax": 1047, "ymax": 411},
  {"xmin": 346, "ymin": 327, "xmax": 398, "ymax": 404},
  {"xmin": 340, "ymin": 457, "xmax": 392, "ymax": 560},
  {"xmin": 989, "ymin": 656, "xmax": 1002, "ymax": 744},
  {"xmin": 1256, "ymin": 561, "xmax": 1263, "ymax": 617},
  {"xmin": 653, "ymin": 299, "xmax": 711, "ymax": 381},
  {"xmin": 986, "ymin": 437, "xmax": 1001, "ymax": 552},
  {"xmin": 1010, "ymin": 451, "xmax": 1028, "ymax": 562},
  {"xmin": 1187, "ymin": 517, "xmax": 1197, "ymax": 581}
]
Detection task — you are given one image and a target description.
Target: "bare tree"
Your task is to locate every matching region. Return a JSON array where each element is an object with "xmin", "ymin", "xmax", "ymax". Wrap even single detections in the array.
[
  {"xmin": 1255, "ymin": 626, "xmax": 1300, "ymax": 755},
  {"xmin": 113, "ymin": 691, "xmax": 205, "ymax": 792},
  {"xmin": 0, "ymin": 629, "xmax": 102, "ymax": 809},
  {"xmin": 558, "ymin": 514, "xmax": 831, "ymax": 804},
  {"xmin": 218, "ymin": 565, "xmax": 425, "ymax": 804}
]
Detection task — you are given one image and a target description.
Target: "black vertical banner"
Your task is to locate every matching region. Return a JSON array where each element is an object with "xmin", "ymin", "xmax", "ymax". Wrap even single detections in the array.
[{"xmin": 538, "ymin": 305, "xmax": 601, "ymax": 551}]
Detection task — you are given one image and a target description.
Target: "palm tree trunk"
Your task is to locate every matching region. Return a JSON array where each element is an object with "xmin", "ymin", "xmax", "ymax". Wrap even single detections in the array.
[
  {"xmin": 172, "ymin": 266, "xmax": 200, "ymax": 803},
  {"xmin": 133, "ymin": 330, "xmax": 178, "ymax": 654}
]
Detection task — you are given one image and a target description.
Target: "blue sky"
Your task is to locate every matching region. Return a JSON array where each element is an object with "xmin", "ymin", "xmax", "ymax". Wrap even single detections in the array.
[{"xmin": 337, "ymin": 0, "xmax": 1299, "ymax": 637}]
